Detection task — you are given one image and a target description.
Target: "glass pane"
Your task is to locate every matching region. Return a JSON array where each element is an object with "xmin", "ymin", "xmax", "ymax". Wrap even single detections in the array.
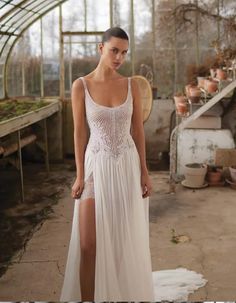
[
  {"xmin": 0, "ymin": 77, "xmax": 3, "ymax": 99},
  {"xmin": 10, "ymin": 0, "xmax": 26, "ymax": 5},
  {"xmin": 155, "ymin": 49, "xmax": 175, "ymax": 98},
  {"xmin": 26, "ymin": 20, "xmax": 41, "ymax": 96},
  {"xmin": 7, "ymin": 55, "xmax": 23, "ymax": 97},
  {"xmin": 113, "ymin": 0, "xmax": 131, "ymax": 35},
  {"xmin": 134, "ymin": 0, "xmax": 153, "ymax": 81},
  {"xmin": 62, "ymin": 0, "xmax": 85, "ymax": 31},
  {"xmin": 21, "ymin": 0, "xmax": 52, "ymax": 10},
  {"xmin": 134, "ymin": 0, "xmax": 152, "ymax": 37},
  {"xmin": 7, "ymin": 21, "xmax": 41, "ymax": 97},
  {"xmin": 86, "ymin": 0, "xmax": 110, "ymax": 31},
  {"xmin": 64, "ymin": 34, "xmax": 102, "ymax": 44},
  {"xmin": 0, "ymin": 6, "xmax": 12, "ymax": 19},
  {"xmin": 42, "ymin": 8, "xmax": 60, "ymax": 96},
  {"xmin": 64, "ymin": 42, "xmax": 100, "ymax": 98}
]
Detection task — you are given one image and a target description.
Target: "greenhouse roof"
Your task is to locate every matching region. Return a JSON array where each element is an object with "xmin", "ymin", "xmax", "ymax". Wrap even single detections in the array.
[
  {"xmin": 0, "ymin": 0, "xmax": 67, "ymax": 62},
  {"xmin": 0, "ymin": 0, "xmax": 69, "ymax": 98}
]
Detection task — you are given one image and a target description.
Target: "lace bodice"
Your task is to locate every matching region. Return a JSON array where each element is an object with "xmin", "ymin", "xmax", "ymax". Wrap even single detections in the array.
[{"xmin": 80, "ymin": 77, "xmax": 136, "ymax": 159}]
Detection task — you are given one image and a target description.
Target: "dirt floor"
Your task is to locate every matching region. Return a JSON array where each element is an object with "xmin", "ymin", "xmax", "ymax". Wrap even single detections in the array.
[
  {"xmin": 0, "ymin": 161, "xmax": 73, "ymax": 277},
  {"xmin": 0, "ymin": 160, "xmax": 236, "ymax": 301}
]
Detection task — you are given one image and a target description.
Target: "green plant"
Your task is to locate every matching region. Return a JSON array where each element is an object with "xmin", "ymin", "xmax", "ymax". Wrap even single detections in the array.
[{"xmin": 0, "ymin": 100, "xmax": 48, "ymax": 122}]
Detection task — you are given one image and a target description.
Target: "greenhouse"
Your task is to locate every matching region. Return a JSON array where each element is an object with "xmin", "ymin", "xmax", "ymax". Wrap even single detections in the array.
[{"xmin": 0, "ymin": 0, "xmax": 236, "ymax": 301}]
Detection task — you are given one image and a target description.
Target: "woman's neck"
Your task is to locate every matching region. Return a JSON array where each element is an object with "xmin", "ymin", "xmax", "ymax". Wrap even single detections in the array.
[{"xmin": 92, "ymin": 61, "xmax": 118, "ymax": 81}]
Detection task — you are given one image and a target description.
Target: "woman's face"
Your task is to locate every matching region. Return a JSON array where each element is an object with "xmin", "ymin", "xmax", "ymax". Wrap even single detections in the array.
[{"xmin": 99, "ymin": 36, "xmax": 129, "ymax": 70}]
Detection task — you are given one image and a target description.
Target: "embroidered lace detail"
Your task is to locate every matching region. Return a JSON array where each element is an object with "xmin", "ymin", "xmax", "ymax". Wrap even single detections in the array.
[
  {"xmin": 80, "ymin": 173, "xmax": 95, "ymax": 200},
  {"xmin": 80, "ymin": 77, "xmax": 136, "ymax": 159}
]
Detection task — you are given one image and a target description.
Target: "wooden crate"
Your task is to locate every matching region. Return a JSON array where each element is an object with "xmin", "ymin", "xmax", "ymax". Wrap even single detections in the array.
[{"xmin": 215, "ymin": 148, "xmax": 236, "ymax": 167}]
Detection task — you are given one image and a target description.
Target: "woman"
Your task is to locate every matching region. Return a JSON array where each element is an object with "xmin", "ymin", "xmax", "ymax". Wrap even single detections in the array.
[
  {"xmin": 60, "ymin": 27, "xmax": 207, "ymax": 302},
  {"xmin": 60, "ymin": 27, "xmax": 155, "ymax": 301}
]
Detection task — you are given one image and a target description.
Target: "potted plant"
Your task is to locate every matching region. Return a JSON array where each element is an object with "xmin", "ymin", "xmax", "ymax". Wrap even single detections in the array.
[
  {"xmin": 184, "ymin": 163, "xmax": 207, "ymax": 187},
  {"xmin": 206, "ymin": 165, "xmax": 223, "ymax": 184},
  {"xmin": 204, "ymin": 79, "xmax": 218, "ymax": 94},
  {"xmin": 189, "ymin": 86, "xmax": 201, "ymax": 103},
  {"xmin": 173, "ymin": 92, "xmax": 188, "ymax": 116},
  {"xmin": 186, "ymin": 63, "xmax": 209, "ymax": 88},
  {"xmin": 185, "ymin": 83, "xmax": 196, "ymax": 97},
  {"xmin": 210, "ymin": 40, "xmax": 228, "ymax": 80}
]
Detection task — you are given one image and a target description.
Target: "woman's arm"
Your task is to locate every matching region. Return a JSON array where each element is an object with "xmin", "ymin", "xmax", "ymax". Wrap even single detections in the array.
[
  {"xmin": 130, "ymin": 78, "xmax": 152, "ymax": 197},
  {"xmin": 71, "ymin": 79, "xmax": 89, "ymax": 198}
]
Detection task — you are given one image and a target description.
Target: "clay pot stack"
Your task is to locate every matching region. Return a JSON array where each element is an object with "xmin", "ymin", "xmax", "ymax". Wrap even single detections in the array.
[{"xmin": 174, "ymin": 95, "xmax": 188, "ymax": 116}]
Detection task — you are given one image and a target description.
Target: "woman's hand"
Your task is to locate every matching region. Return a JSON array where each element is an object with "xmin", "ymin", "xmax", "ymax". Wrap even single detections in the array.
[
  {"xmin": 71, "ymin": 177, "xmax": 84, "ymax": 199},
  {"xmin": 141, "ymin": 170, "xmax": 152, "ymax": 198}
]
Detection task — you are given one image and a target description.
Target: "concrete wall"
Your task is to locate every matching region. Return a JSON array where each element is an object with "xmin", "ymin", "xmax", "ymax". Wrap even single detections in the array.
[
  {"xmin": 144, "ymin": 99, "xmax": 174, "ymax": 161},
  {"xmin": 177, "ymin": 129, "xmax": 235, "ymax": 175}
]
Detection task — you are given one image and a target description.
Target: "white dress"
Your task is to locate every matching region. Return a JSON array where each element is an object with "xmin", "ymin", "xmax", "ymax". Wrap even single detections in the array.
[{"xmin": 60, "ymin": 77, "xmax": 207, "ymax": 301}]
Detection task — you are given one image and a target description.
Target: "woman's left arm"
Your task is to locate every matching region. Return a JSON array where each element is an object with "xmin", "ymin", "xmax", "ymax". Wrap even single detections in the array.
[{"xmin": 130, "ymin": 78, "xmax": 152, "ymax": 198}]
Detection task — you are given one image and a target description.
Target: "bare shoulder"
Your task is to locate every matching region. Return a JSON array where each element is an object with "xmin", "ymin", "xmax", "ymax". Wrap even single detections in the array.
[
  {"xmin": 72, "ymin": 78, "xmax": 84, "ymax": 91},
  {"xmin": 71, "ymin": 78, "xmax": 85, "ymax": 99}
]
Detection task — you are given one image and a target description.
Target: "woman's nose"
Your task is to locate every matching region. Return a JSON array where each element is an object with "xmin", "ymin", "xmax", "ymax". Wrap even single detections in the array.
[{"xmin": 116, "ymin": 52, "xmax": 121, "ymax": 60}]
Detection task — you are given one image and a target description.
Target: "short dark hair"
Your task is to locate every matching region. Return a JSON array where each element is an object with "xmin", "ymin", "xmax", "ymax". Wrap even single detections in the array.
[{"xmin": 102, "ymin": 27, "xmax": 129, "ymax": 43}]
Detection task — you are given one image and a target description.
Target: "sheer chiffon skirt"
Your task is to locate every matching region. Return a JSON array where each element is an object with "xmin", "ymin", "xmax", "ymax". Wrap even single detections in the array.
[{"xmin": 60, "ymin": 145, "xmax": 155, "ymax": 301}]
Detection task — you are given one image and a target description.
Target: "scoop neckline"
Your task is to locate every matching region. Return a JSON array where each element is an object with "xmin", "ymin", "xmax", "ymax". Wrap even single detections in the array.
[{"xmin": 83, "ymin": 77, "xmax": 130, "ymax": 110}]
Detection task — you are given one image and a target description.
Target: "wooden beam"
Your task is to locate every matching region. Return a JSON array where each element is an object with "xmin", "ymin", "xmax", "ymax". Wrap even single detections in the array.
[
  {"xmin": 62, "ymin": 31, "xmax": 104, "ymax": 36},
  {"xmin": 2, "ymin": 134, "xmax": 37, "ymax": 157},
  {"xmin": 0, "ymin": 31, "xmax": 19, "ymax": 36}
]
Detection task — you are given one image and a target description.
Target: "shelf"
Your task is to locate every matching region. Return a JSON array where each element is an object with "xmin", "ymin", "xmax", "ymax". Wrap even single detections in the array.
[{"xmin": 0, "ymin": 98, "xmax": 61, "ymax": 138}]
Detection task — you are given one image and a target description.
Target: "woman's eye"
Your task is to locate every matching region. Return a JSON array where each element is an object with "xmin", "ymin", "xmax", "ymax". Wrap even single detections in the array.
[{"xmin": 112, "ymin": 49, "xmax": 118, "ymax": 54}]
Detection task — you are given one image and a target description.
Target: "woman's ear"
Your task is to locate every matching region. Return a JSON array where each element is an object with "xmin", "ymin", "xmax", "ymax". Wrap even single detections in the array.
[{"xmin": 98, "ymin": 42, "xmax": 104, "ymax": 55}]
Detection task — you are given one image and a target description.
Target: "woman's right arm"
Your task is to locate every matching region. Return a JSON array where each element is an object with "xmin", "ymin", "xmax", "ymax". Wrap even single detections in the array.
[{"xmin": 71, "ymin": 79, "xmax": 89, "ymax": 199}]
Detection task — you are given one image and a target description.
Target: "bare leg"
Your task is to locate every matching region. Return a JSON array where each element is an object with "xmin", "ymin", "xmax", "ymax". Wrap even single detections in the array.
[{"xmin": 79, "ymin": 198, "xmax": 96, "ymax": 301}]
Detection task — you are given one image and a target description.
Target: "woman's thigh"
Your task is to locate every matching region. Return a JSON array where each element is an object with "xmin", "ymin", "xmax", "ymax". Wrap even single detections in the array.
[{"xmin": 79, "ymin": 198, "xmax": 96, "ymax": 254}]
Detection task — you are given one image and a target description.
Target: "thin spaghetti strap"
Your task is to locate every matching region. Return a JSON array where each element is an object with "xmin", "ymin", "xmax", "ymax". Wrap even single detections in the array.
[
  {"xmin": 79, "ymin": 76, "xmax": 87, "ymax": 91},
  {"xmin": 128, "ymin": 77, "xmax": 131, "ymax": 98}
]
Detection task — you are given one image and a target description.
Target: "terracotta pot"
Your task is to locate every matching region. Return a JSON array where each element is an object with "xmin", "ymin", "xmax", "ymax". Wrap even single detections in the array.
[
  {"xmin": 205, "ymin": 79, "xmax": 218, "ymax": 93},
  {"xmin": 176, "ymin": 101, "xmax": 188, "ymax": 115},
  {"xmin": 185, "ymin": 84, "xmax": 195, "ymax": 97},
  {"xmin": 197, "ymin": 77, "xmax": 205, "ymax": 89},
  {"xmin": 189, "ymin": 87, "xmax": 201, "ymax": 96},
  {"xmin": 174, "ymin": 95, "xmax": 188, "ymax": 115},
  {"xmin": 189, "ymin": 86, "xmax": 201, "ymax": 103},
  {"xmin": 229, "ymin": 166, "xmax": 236, "ymax": 182},
  {"xmin": 216, "ymin": 68, "xmax": 227, "ymax": 80},
  {"xmin": 184, "ymin": 163, "xmax": 207, "ymax": 187},
  {"xmin": 174, "ymin": 95, "xmax": 185, "ymax": 104},
  {"xmin": 206, "ymin": 170, "xmax": 222, "ymax": 183}
]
